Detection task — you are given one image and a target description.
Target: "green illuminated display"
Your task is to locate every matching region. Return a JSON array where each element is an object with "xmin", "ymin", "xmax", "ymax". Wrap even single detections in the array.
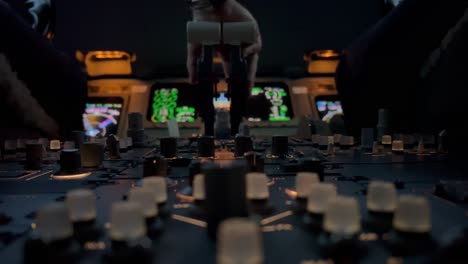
[
  {"xmin": 251, "ymin": 87, "xmax": 263, "ymax": 95},
  {"xmin": 251, "ymin": 86, "xmax": 291, "ymax": 122},
  {"xmin": 151, "ymin": 88, "xmax": 196, "ymax": 123},
  {"xmin": 176, "ymin": 106, "xmax": 196, "ymax": 122}
]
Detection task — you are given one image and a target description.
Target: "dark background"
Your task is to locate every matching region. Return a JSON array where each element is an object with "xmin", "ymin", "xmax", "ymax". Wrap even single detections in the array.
[{"xmin": 52, "ymin": 0, "xmax": 382, "ymax": 77}]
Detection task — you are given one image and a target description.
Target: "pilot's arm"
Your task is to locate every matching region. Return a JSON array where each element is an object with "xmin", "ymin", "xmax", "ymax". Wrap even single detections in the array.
[
  {"xmin": 187, "ymin": 0, "xmax": 262, "ymax": 89},
  {"xmin": 0, "ymin": 0, "xmax": 86, "ymax": 139},
  {"xmin": 0, "ymin": 53, "xmax": 59, "ymax": 137}
]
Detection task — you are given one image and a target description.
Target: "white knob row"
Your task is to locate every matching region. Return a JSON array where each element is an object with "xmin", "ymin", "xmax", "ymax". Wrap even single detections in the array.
[
  {"xmin": 367, "ymin": 181, "xmax": 431, "ymax": 233},
  {"xmin": 302, "ymin": 180, "xmax": 432, "ymax": 235},
  {"xmin": 35, "ymin": 189, "xmax": 99, "ymax": 242}
]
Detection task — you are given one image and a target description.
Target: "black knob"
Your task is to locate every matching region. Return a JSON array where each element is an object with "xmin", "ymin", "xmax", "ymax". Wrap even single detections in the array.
[
  {"xmin": 81, "ymin": 143, "xmax": 104, "ymax": 168},
  {"xmin": 245, "ymin": 152, "xmax": 265, "ymax": 173},
  {"xmin": 271, "ymin": 136, "xmax": 289, "ymax": 158},
  {"xmin": 72, "ymin": 131, "xmax": 85, "ymax": 149},
  {"xmin": 127, "ymin": 113, "xmax": 145, "ymax": 147},
  {"xmin": 198, "ymin": 136, "xmax": 215, "ymax": 158},
  {"xmin": 160, "ymin": 137, "xmax": 178, "ymax": 159},
  {"xmin": 143, "ymin": 155, "xmax": 168, "ymax": 177},
  {"xmin": 107, "ymin": 135, "xmax": 120, "ymax": 160},
  {"xmin": 3, "ymin": 139, "xmax": 17, "ymax": 156},
  {"xmin": 238, "ymin": 123, "xmax": 250, "ymax": 137},
  {"xmin": 203, "ymin": 160, "xmax": 249, "ymax": 239},
  {"xmin": 301, "ymin": 158, "xmax": 324, "ymax": 182},
  {"xmin": 128, "ymin": 112, "xmax": 144, "ymax": 131},
  {"xmin": 377, "ymin": 109, "xmax": 391, "ymax": 142},
  {"xmin": 60, "ymin": 149, "xmax": 82, "ymax": 174},
  {"xmin": 234, "ymin": 136, "xmax": 253, "ymax": 157},
  {"xmin": 360, "ymin": 128, "xmax": 374, "ymax": 151},
  {"xmin": 26, "ymin": 143, "xmax": 43, "ymax": 170}
]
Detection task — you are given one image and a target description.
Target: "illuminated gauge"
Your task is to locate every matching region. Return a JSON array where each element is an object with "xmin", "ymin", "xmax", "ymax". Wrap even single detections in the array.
[
  {"xmin": 82, "ymin": 98, "xmax": 123, "ymax": 137},
  {"xmin": 149, "ymin": 84, "xmax": 198, "ymax": 124},
  {"xmin": 248, "ymin": 84, "xmax": 293, "ymax": 122},
  {"xmin": 176, "ymin": 106, "xmax": 196, "ymax": 122}
]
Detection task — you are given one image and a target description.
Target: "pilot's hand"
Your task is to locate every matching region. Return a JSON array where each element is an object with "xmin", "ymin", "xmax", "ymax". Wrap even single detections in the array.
[{"xmin": 187, "ymin": 0, "xmax": 262, "ymax": 87}]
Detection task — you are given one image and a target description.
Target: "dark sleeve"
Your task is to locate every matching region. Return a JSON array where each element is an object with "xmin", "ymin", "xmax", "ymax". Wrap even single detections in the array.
[
  {"xmin": 1, "ymin": 0, "xmax": 34, "ymax": 25},
  {"xmin": 336, "ymin": 0, "xmax": 468, "ymax": 136},
  {"xmin": 419, "ymin": 13, "xmax": 468, "ymax": 161},
  {"xmin": 0, "ymin": 1, "xmax": 86, "ymax": 138}
]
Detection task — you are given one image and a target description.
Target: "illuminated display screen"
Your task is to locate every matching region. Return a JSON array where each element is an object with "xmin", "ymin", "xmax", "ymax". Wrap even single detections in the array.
[
  {"xmin": 148, "ymin": 83, "xmax": 197, "ymax": 123},
  {"xmin": 315, "ymin": 95, "xmax": 344, "ymax": 123},
  {"xmin": 83, "ymin": 97, "xmax": 123, "ymax": 137},
  {"xmin": 248, "ymin": 83, "xmax": 293, "ymax": 122}
]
